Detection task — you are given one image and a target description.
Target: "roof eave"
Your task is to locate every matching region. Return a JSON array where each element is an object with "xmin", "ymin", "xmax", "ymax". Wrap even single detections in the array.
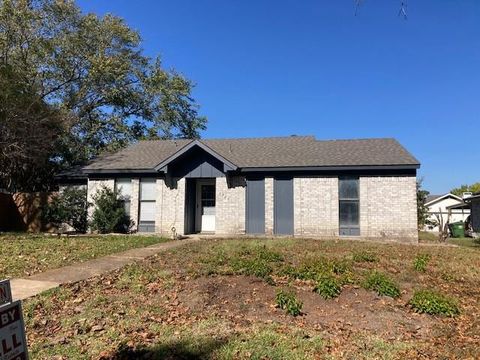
[
  {"xmin": 239, "ymin": 164, "xmax": 420, "ymax": 172},
  {"xmin": 83, "ymin": 168, "xmax": 158, "ymax": 175},
  {"xmin": 465, "ymin": 194, "xmax": 480, "ymax": 203}
]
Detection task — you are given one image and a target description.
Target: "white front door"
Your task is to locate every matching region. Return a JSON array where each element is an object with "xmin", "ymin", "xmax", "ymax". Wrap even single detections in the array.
[{"xmin": 195, "ymin": 180, "xmax": 216, "ymax": 232}]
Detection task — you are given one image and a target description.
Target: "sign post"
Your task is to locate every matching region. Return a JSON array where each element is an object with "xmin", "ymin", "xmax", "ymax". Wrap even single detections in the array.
[{"xmin": 0, "ymin": 280, "xmax": 28, "ymax": 360}]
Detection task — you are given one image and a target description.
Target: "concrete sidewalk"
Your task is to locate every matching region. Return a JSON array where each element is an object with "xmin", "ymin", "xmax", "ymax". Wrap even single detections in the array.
[{"xmin": 11, "ymin": 238, "xmax": 198, "ymax": 300}]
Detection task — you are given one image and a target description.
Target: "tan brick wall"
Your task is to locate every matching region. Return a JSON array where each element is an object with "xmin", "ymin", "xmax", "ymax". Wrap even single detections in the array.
[
  {"xmin": 360, "ymin": 176, "xmax": 418, "ymax": 242},
  {"xmin": 155, "ymin": 178, "xmax": 185, "ymax": 236},
  {"xmin": 294, "ymin": 177, "xmax": 339, "ymax": 237},
  {"xmin": 265, "ymin": 177, "xmax": 274, "ymax": 235},
  {"xmin": 87, "ymin": 179, "xmax": 114, "ymax": 219},
  {"xmin": 130, "ymin": 178, "xmax": 139, "ymax": 231},
  {"xmin": 215, "ymin": 176, "xmax": 246, "ymax": 234}
]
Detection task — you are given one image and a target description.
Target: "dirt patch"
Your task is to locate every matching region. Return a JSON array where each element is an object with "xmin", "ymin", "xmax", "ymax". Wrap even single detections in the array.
[{"xmin": 178, "ymin": 275, "xmax": 433, "ymax": 339}]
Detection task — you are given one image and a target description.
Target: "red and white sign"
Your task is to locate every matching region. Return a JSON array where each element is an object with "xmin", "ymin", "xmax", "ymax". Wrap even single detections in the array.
[{"xmin": 0, "ymin": 301, "xmax": 28, "ymax": 360}]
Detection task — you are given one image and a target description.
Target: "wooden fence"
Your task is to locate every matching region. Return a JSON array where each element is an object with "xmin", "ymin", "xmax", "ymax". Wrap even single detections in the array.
[{"xmin": 0, "ymin": 192, "xmax": 55, "ymax": 232}]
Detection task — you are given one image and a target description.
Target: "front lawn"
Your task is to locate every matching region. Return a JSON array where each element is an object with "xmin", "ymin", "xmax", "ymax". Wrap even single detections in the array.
[
  {"xmin": 419, "ymin": 231, "xmax": 480, "ymax": 248},
  {"xmin": 0, "ymin": 233, "xmax": 169, "ymax": 279},
  {"xmin": 24, "ymin": 238, "xmax": 480, "ymax": 359}
]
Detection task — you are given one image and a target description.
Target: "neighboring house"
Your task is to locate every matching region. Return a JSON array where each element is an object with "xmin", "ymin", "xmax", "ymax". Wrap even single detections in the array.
[
  {"xmin": 70, "ymin": 136, "xmax": 420, "ymax": 242},
  {"xmin": 424, "ymin": 193, "xmax": 471, "ymax": 232},
  {"xmin": 464, "ymin": 193, "xmax": 480, "ymax": 234}
]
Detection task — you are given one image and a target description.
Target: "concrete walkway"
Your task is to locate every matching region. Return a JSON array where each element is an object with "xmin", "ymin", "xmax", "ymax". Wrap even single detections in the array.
[{"xmin": 11, "ymin": 238, "xmax": 198, "ymax": 301}]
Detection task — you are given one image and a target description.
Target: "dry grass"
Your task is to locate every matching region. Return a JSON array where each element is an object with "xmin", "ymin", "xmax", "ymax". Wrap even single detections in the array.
[
  {"xmin": 0, "ymin": 233, "xmax": 169, "ymax": 278},
  {"xmin": 24, "ymin": 237, "xmax": 480, "ymax": 359}
]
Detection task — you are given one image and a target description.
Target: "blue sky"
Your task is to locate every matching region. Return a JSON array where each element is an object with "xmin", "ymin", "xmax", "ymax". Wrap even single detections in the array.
[{"xmin": 77, "ymin": 0, "xmax": 479, "ymax": 194}]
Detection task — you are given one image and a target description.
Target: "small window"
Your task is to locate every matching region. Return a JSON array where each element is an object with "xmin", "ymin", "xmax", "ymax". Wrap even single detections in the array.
[
  {"xmin": 339, "ymin": 177, "xmax": 360, "ymax": 236},
  {"xmin": 116, "ymin": 178, "xmax": 132, "ymax": 216},
  {"xmin": 139, "ymin": 201, "xmax": 156, "ymax": 222},
  {"xmin": 140, "ymin": 179, "xmax": 156, "ymax": 201},
  {"xmin": 139, "ymin": 178, "xmax": 157, "ymax": 232},
  {"xmin": 339, "ymin": 178, "xmax": 359, "ymax": 199},
  {"xmin": 201, "ymin": 184, "xmax": 215, "ymax": 208}
]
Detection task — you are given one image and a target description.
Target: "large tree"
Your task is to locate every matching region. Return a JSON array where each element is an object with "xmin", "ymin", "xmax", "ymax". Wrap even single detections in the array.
[
  {"xmin": 417, "ymin": 179, "xmax": 430, "ymax": 229},
  {"xmin": 0, "ymin": 0, "xmax": 206, "ymax": 191}
]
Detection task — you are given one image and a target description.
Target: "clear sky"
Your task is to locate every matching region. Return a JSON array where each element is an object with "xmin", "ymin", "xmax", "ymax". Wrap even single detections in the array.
[{"xmin": 77, "ymin": 0, "xmax": 479, "ymax": 194}]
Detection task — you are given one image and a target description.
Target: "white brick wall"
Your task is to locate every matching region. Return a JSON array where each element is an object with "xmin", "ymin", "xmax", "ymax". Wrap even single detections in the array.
[
  {"xmin": 265, "ymin": 178, "xmax": 274, "ymax": 235},
  {"xmin": 294, "ymin": 177, "xmax": 339, "ymax": 237},
  {"xmin": 130, "ymin": 178, "xmax": 139, "ymax": 231},
  {"xmin": 87, "ymin": 179, "xmax": 114, "ymax": 220},
  {"xmin": 155, "ymin": 178, "xmax": 185, "ymax": 236},
  {"xmin": 215, "ymin": 176, "xmax": 246, "ymax": 234},
  {"xmin": 360, "ymin": 176, "xmax": 418, "ymax": 242},
  {"xmin": 85, "ymin": 174, "xmax": 418, "ymax": 242}
]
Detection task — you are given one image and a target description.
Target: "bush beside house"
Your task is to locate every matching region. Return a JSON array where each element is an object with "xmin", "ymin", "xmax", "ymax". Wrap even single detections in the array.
[
  {"xmin": 90, "ymin": 186, "xmax": 133, "ymax": 234},
  {"xmin": 42, "ymin": 187, "xmax": 89, "ymax": 233},
  {"xmin": 41, "ymin": 185, "xmax": 132, "ymax": 234}
]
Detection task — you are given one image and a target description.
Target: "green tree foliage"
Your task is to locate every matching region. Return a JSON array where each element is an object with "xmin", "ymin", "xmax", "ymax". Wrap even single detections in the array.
[
  {"xmin": 42, "ymin": 187, "xmax": 89, "ymax": 233},
  {"xmin": 90, "ymin": 186, "xmax": 131, "ymax": 234},
  {"xmin": 0, "ymin": 0, "xmax": 206, "ymax": 191},
  {"xmin": 0, "ymin": 65, "xmax": 70, "ymax": 191},
  {"xmin": 417, "ymin": 179, "xmax": 430, "ymax": 229},
  {"xmin": 451, "ymin": 183, "xmax": 480, "ymax": 197}
]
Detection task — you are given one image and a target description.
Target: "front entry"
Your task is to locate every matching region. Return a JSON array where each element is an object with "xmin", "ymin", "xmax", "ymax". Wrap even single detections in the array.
[{"xmin": 195, "ymin": 179, "xmax": 216, "ymax": 233}]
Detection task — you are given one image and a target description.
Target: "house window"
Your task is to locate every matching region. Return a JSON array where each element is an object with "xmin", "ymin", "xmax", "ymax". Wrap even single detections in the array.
[
  {"xmin": 139, "ymin": 178, "xmax": 156, "ymax": 232},
  {"xmin": 115, "ymin": 178, "xmax": 132, "ymax": 217},
  {"xmin": 339, "ymin": 177, "xmax": 360, "ymax": 236}
]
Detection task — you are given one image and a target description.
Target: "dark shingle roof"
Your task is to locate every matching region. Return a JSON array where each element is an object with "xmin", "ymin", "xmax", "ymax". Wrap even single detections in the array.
[
  {"xmin": 425, "ymin": 195, "xmax": 442, "ymax": 204},
  {"xmin": 83, "ymin": 136, "xmax": 420, "ymax": 172}
]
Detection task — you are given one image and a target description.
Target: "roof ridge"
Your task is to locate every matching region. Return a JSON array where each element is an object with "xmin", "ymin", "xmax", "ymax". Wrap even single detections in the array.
[
  {"xmin": 201, "ymin": 135, "xmax": 316, "ymax": 141},
  {"xmin": 315, "ymin": 137, "xmax": 397, "ymax": 142},
  {"xmin": 134, "ymin": 136, "xmax": 398, "ymax": 144}
]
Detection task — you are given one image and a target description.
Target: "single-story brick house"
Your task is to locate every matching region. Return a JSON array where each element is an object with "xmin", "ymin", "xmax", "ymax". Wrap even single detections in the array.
[{"xmin": 75, "ymin": 136, "xmax": 420, "ymax": 242}]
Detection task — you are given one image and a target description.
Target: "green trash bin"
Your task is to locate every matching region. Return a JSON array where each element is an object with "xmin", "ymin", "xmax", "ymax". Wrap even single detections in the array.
[{"xmin": 449, "ymin": 221, "xmax": 465, "ymax": 238}]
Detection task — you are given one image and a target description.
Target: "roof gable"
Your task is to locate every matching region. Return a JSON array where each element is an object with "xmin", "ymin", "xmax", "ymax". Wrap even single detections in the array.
[
  {"xmin": 425, "ymin": 193, "xmax": 463, "ymax": 206},
  {"xmin": 154, "ymin": 140, "xmax": 238, "ymax": 173}
]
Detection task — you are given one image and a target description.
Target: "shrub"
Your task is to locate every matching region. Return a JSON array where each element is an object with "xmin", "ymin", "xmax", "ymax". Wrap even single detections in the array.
[
  {"xmin": 293, "ymin": 258, "xmax": 331, "ymax": 280},
  {"xmin": 90, "ymin": 186, "xmax": 132, "ymax": 234},
  {"xmin": 352, "ymin": 251, "xmax": 378, "ymax": 263},
  {"xmin": 364, "ymin": 271, "xmax": 401, "ymax": 298},
  {"xmin": 42, "ymin": 187, "xmax": 89, "ymax": 233},
  {"xmin": 331, "ymin": 259, "xmax": 351, "ymax": 275},
  {"xmin": 231, "ymin": 246, "xmax": 282, "ymax": 283},
  {"xmin": 276, "ymin": 290, "xmax": 303, "ymax": 316},
  {"xmin": 314, "ymin": 275, "xmax": 342, "ymax": 299},
  {"xmin": 413, "ymin": 254, "xmax": 431, "ymax": 272},
  {"xmin": 255, "ymin": 246, "xmax": 283, "ymax": 262},
  {"xmin": 278, "ymin": 264, "xmax": 299, "ymax": 278},
  {"xmin": 409, "ymin": 290, "xmax": 459, "ymax": 317},
  {"xmin": 232, "ymin": 258, "xmax": 273, "ymax": 278}
]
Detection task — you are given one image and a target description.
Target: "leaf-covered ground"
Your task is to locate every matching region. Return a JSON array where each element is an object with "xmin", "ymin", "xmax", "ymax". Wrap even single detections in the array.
[
  {"xmin": 24, "ymin": 238, "xmax": 480, "ymax": 359},
  {"xmin": 0, "ymin": 234, "xmax": 169, "ymax": 278}
]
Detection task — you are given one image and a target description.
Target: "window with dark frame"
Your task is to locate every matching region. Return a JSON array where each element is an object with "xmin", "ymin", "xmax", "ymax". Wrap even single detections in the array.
[
  {"xmin": 115, "ymin": 178, "xmax": 132, "ymax": 217},
  {"xmin": 139, "ymin": 178, "xmax": 156, "ymax": 233},
  {"xmin": 339, "ymin": 177, "xmax": 360, "ymax": 236}
]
